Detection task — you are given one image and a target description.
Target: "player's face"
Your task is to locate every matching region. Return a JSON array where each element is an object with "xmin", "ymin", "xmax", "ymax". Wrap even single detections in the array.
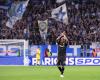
[{"xmin": 61, "ymin": 37, "xmax": 65, "ymax": 43}]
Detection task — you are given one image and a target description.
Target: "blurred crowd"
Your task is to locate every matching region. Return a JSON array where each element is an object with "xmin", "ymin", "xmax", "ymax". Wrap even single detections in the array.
[{"xmin": 0, "ymin": 0, "xmax": 100, "ymax": 45}]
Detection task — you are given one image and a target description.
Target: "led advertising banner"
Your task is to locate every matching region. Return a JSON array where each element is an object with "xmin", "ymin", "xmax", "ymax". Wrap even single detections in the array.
[
  {"xmin": 0, "ymin": 56, "xmax": 24, "ymax": 65},
  {"xmin": 32, "ymin": 57, "xmax": 100, "ymax": 66}
]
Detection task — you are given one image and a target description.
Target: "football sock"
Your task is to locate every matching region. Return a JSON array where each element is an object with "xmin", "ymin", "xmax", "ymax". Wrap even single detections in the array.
[{"xmin": 61, "ymin": 66, "xmax": 64, "ymax": 75}]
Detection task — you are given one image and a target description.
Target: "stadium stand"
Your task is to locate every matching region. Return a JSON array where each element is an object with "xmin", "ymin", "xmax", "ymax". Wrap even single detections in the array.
[{"xmin": 0, "ymin": 0, "xmax": 100, "ymax": 45}]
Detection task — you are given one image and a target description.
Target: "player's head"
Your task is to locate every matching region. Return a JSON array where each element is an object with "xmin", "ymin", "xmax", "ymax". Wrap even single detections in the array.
[{"xmin": 60, "ymin": 36, "xmax": 65, "ymax": 43}]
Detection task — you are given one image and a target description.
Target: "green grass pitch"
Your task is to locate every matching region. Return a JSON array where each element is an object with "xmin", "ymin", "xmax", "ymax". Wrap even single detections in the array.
[{"xmin": 0, "ymin": 66, "xmax": 100, "ymax": 80}]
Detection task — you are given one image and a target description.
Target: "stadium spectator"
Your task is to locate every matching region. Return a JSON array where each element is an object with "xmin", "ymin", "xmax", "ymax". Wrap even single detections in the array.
[
  {"xmin": 0, "ymin": 0, "xmax": 100, "ymax": 45},
  {"xmin": 44, "ymin": 48, "xmax": 52, "ymax": 57},
  {"xmin": 92, "ymin": 49, "xmax": 97, "ymax": 57}
]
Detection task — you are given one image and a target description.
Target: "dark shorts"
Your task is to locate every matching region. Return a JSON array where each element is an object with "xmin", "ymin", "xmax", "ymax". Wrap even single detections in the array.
[
  {"xmin": 57, "ymin": 56, "xmax": 66, "ymax": 61},
  {"xmin": 57, "ymin": 58, "xmax": 66, "ymax": 66}
]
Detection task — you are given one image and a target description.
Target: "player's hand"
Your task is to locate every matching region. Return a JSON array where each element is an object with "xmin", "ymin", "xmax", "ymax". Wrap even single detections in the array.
[{"xmin": 60, "ymin": 33, "xmax": 64, "ymax": 36}]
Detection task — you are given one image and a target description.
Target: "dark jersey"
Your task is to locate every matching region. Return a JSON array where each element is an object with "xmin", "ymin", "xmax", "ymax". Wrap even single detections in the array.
[{"xmin": 57, "ymin": 39, "xmax": 67, "ymax": 61}]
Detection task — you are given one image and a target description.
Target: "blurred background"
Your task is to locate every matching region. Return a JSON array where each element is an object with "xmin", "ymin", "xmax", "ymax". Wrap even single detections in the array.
[
  {"xmin": 0, "ymin": 0, "xmax": 100, "ymax": 45},
  {"xmin": 0, "ymin": 0, "xmax": 100, "ymax": 66}
]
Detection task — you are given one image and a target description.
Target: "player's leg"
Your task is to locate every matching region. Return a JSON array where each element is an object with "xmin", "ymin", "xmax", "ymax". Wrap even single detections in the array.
[
  {"xmin": 57, "ymin": 60, "xmax": 64, "ymax": 77},
  {"xmin": 60, "ymin": 66, "xmax": 64, "ymax": 77},
  {"xmin": 60, "ymin": 60, "xmax": 65, "ymax": 77},
  {"xmin": 57, "ymin": 60, "xmax": 62, "ymax": 73},
  {"xmin": 38, "ymin": 59, "xmax": 40, "ymax": 65},
  {"xmin": 36, "ymin": 59, "xmax": 40, "ymax": 65},
  {"xmin": 61, "ymin": 66, "xmax": 64, "ymax": 75}
]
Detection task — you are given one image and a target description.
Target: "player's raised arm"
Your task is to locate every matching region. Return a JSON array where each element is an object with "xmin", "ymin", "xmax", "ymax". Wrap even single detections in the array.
[
  {"xmin": 56, "ymin": 33, "xmax": 64, "ymax": 42},
  {"xmin": 63, "ymin": 34, "xmax": 68, "ymax": 42},
  {"xmin": 62, "ymin": 31, "xmax": 68, "ymax": 43}
]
